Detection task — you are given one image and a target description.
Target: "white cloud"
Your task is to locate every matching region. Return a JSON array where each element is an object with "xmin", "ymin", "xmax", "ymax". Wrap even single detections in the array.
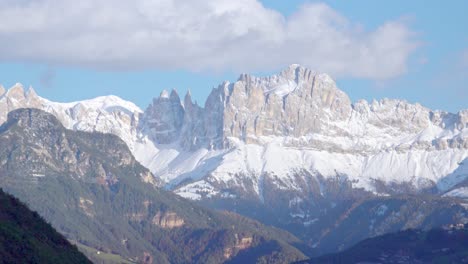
[{"xmin": 0, "ymin": 0, "xmax": 418, "ymax": 79}]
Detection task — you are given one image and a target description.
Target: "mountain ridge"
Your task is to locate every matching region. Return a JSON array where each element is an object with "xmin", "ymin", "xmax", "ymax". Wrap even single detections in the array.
[
  {"xmin": 1, "ymin": 65, "xmax": 467, "ymax": 255},
  {"xmin": 1, "ymin": 64, "xmax": 466, "ymax": 195},
  {"xmin": 0, "ymin": 108, "xmax": 307, "ymax": 263}
]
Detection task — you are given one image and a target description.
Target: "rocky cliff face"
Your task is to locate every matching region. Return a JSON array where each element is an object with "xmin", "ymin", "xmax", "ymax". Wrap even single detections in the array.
[
  {"xmin": 152, "ymin": 211, "xmax": 185, "ymax": 228},
  {"xmin": 135, "ymin": 65, "xmax": 467, "ymax": 197},
  {"xmin": 140, "ymin": 90, "xmax": 184, "ymax": 144},
  {"xmin": 223, "ymin": 66, "xmax": 352, "ymax": 143},
  {"xmin": 139, "ymin": 64, "xmax": 467, "ymax": 153},
  {"xmin": 0, "ymin": 84, "xmax": 42, "ymax": 124},
  {"xmin": 1, "ymin": 108, "xmax": 156, "ymax": 188}
]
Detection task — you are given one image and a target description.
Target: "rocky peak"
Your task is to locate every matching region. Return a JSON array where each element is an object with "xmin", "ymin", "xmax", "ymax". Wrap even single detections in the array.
[
  {"xmin": 140, "ymin": 65, "xmax": 354, "ymax": 148},
  {"xmin": 219, "ymin": 65, "xmax": 353, "ymax": 142},
  {"xmin": 160, "ymin": 89, "xmax": 170, "ymax": 99},
  {"xmin": 6, "ymin": 83, "xmax": 26, "ymax": 100},
  {"xmin": 278, "ymin": 64, "xmax": 309, "ymax": 82},
  {"xmin": 457, "ymin": 110, "xmax": 468, "ymax": 130},
  {"xmin": 169, "ymin": 88, "xmax": 180, "ymax": 101},
  {"xmin": 4, "ymin": 108, "xmax": 62, "ymax": 132},
  {"xmin": 235, "ymin": 64, "xmax": 321, "ymax": 97},
  {"xmin": 184, "ymin": 89, "xmax": 192, "ymax": 106},
  {"xmin": 141, "ymin": 89, "xmax": 185, "ymax": 144},
  {"xmin": 26, "ymin": 87, "xmax": 39, "ymax": 100},
  {"xmin": 0, "ymin": 84, "xmax": 44, "ymax": 125},
  {"xmin": 140, "ymin": 64, "xmax": 466, "ymax": 153}
]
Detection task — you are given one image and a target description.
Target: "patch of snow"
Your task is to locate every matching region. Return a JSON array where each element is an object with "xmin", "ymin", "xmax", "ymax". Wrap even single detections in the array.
[
  {"xmin": 444, "ymin": 187, "xmax": 468, "ymax": 199},
  {"xmin": 376, "ymin": 205, "xmax": 388, "ymax": 216},
  {"xmin": 304, "ymin": 218, "xmax": 318, "ymax": 226},
  {"xmin": 175, "ymin": 181, "xmax": 219, "ymax": 200}
]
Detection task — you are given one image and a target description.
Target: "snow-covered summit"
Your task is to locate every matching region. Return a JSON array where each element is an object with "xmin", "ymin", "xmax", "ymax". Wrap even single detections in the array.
[
  {"xmin": 237, "ymin": 64, "xmax": 336, "ymax": 98},
  {"xmin": 136, "ymin": 65, "xmax": 467, "ymax": 198},
  {"xmin": 0, "ymin": 84, "xmax": 143, "ymax": 152},
  {"xmin": 44, "ymin": 95, "xmax": 142, "ymax": 114},
  {"xmin": 0, "ymin": 65, "xmax": 467, "ymax": 201}
]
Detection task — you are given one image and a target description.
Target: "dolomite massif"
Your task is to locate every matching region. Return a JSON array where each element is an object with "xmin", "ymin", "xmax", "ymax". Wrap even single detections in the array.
[
  {"xmin": 1, "ymin": 65, "xmax": 466, "ymax": 195},
  {"xmin": 1, "ymin": 64, "xmax": 467, "ymax": 253}
]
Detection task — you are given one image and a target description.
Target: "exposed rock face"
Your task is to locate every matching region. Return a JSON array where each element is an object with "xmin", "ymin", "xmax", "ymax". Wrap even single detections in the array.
[
  {"xmin": 140, "ymin": 90, "xmax": 184, "ymax": 144},
  {"xmin": 152, "ymin": 211, "xmax": 185, "ymax": 228},
  {"xmin": 179, "ymin": 90, "xmax": 207, "ymax": 150},
  {"xmin": 1, "ymin": 108, "xmax": 151, "ymax": 186},
  {"xmin": 223, "ymin": 66, "xmax": 352, "ymax": 143},
  {"xmin": 139, "ymin": 65, "xmax": 467, "ymax": 153},
  {"xmin": 79, "ymin": 197, "xmax": 95, "ymax": 218},
  {"xmin": 132, "ymin": 65, "xmax": 467, "ymax": 205},
  {"xmin": 0, "ymin": 84, "xmax": 42, "ymax": 124},
  {"xmin": 143, "ymin": 65, "xmax": 354, "ymax": 149},
  {"xmin": 223, "ymin": 235, "xmax": 253, "ymax": 259}
]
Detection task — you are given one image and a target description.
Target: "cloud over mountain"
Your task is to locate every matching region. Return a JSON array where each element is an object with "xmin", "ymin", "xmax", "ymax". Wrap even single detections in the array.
[{"xmin": 0, "ymin": 0, "xmax": 417, "ymax": 79}]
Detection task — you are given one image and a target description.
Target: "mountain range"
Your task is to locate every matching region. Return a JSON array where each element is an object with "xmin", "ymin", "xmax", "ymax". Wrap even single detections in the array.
[
  {"xmin": 1, "ymin": 64, "xmax": 467, "ymax": 256},
  {"xmin": 0, "ymin": 108, "xmax": 306, "ymax": 263}
]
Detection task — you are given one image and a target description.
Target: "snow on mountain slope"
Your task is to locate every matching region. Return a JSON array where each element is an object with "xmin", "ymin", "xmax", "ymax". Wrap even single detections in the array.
[
  {"xmin": 0, "ymin": 83, "xmax": 145, "ymax": 153},
  {"xmin": 1, "ymin": 65, "xmax": 467, "ymax": 200},
  {"xmin": 169, "ymin": 139, "xmax": 467, "ymax": 200},
  {"xmin": 140, "ymin": 64, "xmax": 467, "ymax": 198}
]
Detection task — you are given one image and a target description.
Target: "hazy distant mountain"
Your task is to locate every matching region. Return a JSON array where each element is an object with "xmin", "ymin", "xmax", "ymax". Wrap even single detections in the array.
[
  {"xmin": 1, "ymin": 65, "xmax": 467, "ymax": 254},
  {"xmin": 0, "ymin": 108, "xmax": 306, "ymax": 264},
  {"xmin": 0, "ymin": 188, "xmax": 91, "ymax": 264},
  {"xmin": 297, "ymin": 225, "xmax": 468, "ymax": 264}
]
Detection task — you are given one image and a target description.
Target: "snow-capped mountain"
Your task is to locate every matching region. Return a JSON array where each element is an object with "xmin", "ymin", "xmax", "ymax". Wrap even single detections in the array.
[
  {"xmin": 0, "ymin": 82, "xmax": 148, "ymax": 153},
  {"xmin": 2, "ymin": 65, "xmax": 468, "ymax": 254},
  {"xmin": 1, "ymin": 65, "xmax": 467, "ymax": 198},
  {"xmin": 137, "ymin": 65, "xmax": 467, "ymax": 199}
]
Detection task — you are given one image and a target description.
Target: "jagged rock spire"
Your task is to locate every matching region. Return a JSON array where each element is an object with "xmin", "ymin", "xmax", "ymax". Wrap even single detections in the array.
[
  {"xmin": 6, "ymin": 83, "xmax": 26, "ymax": 99},
  {"xmin": 170, "ymin": 88, "xmax": 180, "ymax": 100},
  {"xmin": 184, "ymin": 89, "xmax": 193, "ymax": 107},
  {"xmin": 142, "ymin": 88, "xmax": 185, "ymax": 144},
  {"xmin": 160, "ymin": 89, "xmax": 170, "ymax": 99},
  {"xmin": 26, "ymin": 86, "xmax": 39, "ymax": 99}
]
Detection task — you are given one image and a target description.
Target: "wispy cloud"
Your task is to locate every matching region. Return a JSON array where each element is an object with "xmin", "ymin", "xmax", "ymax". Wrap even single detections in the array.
[
  {"xmin": 0, "ymin": 0, "xmax": 418, "ymax": 79},
  {"xmin": 39, "ymin": 67, "xmax": 55, "ymax": 88}
]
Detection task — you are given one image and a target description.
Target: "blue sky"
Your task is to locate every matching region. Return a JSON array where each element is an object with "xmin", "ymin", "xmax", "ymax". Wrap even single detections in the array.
[{"xmin": 0, "ymin": 0, "xmax": 466, "ymax": 112}]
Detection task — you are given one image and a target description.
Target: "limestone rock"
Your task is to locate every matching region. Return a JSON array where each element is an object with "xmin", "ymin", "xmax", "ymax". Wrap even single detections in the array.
[
  {"xmin": 152, "ymin": 211, "xmax": 185, "ymax": 228},
  {"xmin": 140, "ymin": 89, "xmax": 184, "ymax": 144}
]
